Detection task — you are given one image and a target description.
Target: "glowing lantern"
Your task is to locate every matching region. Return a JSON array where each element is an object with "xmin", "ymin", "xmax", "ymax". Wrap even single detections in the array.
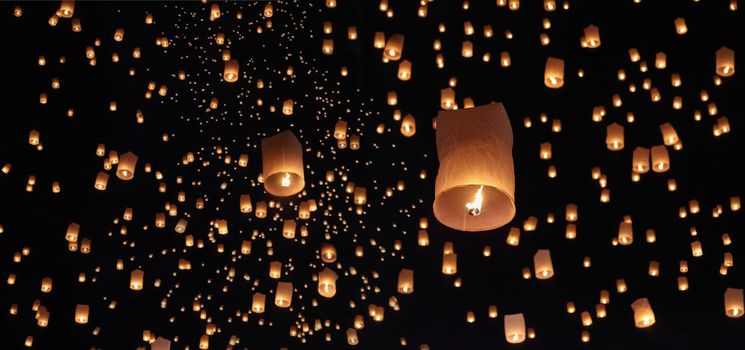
[
  {"xmin": 725, "ymin": 288, "xmax": 744, "ymax": 318},
  {"xmin": 674, "ymin": 17, "xmax": 687, "ymax": 34},
  {"xmin": 716, "ymin": 46, "xmax": 735, "ymax": 77},
  {"xmin": 261, "ymin": 130, "xmax": 304, "ymax": 196},
  {"xmin": 282, "ymin": 99, "xmax": 293, "ymax": 116},
  {"xmin": 66, "ymin": 223, "xmax": 80, "ymax": 242},
  {"xmin": 57, "ymin": 1, "xmax": 75, "ymax": 18},
  {"xmin": 606, "ymin": 123, "xmax": 624, "ymax": 150},
  {"xmin": 397, "ymin": 269, "xmax": 414, "ymax": 294},
  {"xmin": 618, "ymin": 222, "xmax": 633, "ymax": 245},
  {"xmin": 318, "ymin": 268, "xmax": 338, "ymax": 298},
  {"xmin": 263, "ymin": 2, "xmax": 273, "ymax": 18},
  {"xmin": 397, "ymin": 60, "xmax": 412, "ymax": 81},
  {"xmin": 433, "ymin": 103, "xmax": 515, "ymax": 232},
  {"xmin": 321, "ymin": 243, "xmax": 337, "ymax": 263},
  {"xmin": 632, "ymin": 147, "xmax": 650, "ymax": 173},
  {"xmin": 650, "ymin": 145, "xmax": 669, "ymax": 172},
  {"xmin": 504, "ymin": 313, "xmax": 526, "ymax": 344},
  {"xmin": 659, "ymin": 123, "xmax": 679, "ymax": 145},
  {"xmin": 461, "ymin": 40, "xmax": 473, "ymax": 58},
  {"xmin": 401, "ymin": 114, "xmax": 416, "ymax": 137},
  {"xmin": 534, "ymin": 249, "xmax": 554, "ymax": 279},
  {"xmin": 282, "ymin": 219, "xmax": 296, "ymax": 239},
  {"xmin": 565, "ymin": 203, "xmax": 578, "ymax": 222},
  {"xmin": 75, "ymin": 304, "xmax": 89, "ymax": 324},
  {"xmin": 322, "ymin": 39, "xmax": 334, "ymax": 55},
  {"xmin": 442, "ymin": 253, "xmax": 457, "ymax": 275},
  {"xmin": 275, "ymin": 281, "xmax": 293, "ymax": 308},
  {"xmin": 383, "ymin": 34, "xmax": 404, "ymax": 61},
  {"xmin": 544, "ymin": 57, "xmax": 565, "ymax": 88},
  {"xmin": 94, "ymin": 172, "xmax": 109, "ymax": 190},
  {"xmin": 130, "ymin": 269, "xmax": 144, "ymax": 290},
  {"xmin": 583, "ymin": 25, "xmax": 600, "ymax": 48},
  {"xmin": 440, "ymin": 88, "xmax": 456, "ymax": 109},
  {"xmin": 347, "ymin": 328, "xmax": 359, "ymax": 345},
  {"xmin": 224, "ymin": 60, "xmax": 239, "ymax": 82},
  {"xmin": 631, "ymin": 298, "xmax": 655, "ymax": 328},
  {"xmin": 116, "ymin": 152, "xmax": 137, "ymax": 180},
  {"xmin": 252, "ymin": 293, "xmax": 266, "ymax": 313}
]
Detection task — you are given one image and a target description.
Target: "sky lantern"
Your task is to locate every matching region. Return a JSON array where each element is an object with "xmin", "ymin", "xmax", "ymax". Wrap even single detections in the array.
[
  {"xmin": 724, "ymin": 288, "xmax": 744, "ymax": 318},
  {"xmin": 631, "ymin": 298, "xmax": 655, "ymax": 328},
  {"xmin": 534, "ymin": 249, "xmax": 554, "ymax": 279},
  {"xmin": 75, "ymin": 304, "xmax": 89, "ymax": 324},
  {"xmin": 582, "ymin": 25, "xmax": 600, "ymax": 48},
  {"xmin": 224, "ymin": 60, "xmax": 239, "ymax": 82},
  {"xmin": 433, "ymin": 103, "xmax": 515, "ymax": 232},
  {"xmin": 261, "ymin": 130, "xmax": 305, "ymax": 196},
  {"xmin": 632, "ymin": 147, "xmax": 650, "ymax": 173},
  {"xmin": 716, "ymin": 46, "xmax": 735, "ymax": 77},
  {"xmin": 318, "ymin": 268, "xmax": 338, "ymax": 298},
  {"xmin": 606, "ymin": 123, "xmax": 624, "ymax": 150},
  {"xmin": 130, "ymin": 269, "xmax": 144, "ymax": 290},
  {"xmin": 383, "ymin": 34, "xmax": 404, "ymax": 61},
  {"xmin": 504, "ymin": 313, "xmax": 526, "ymax": 344},
  {"xmin": 116, "ymin": 152, "xmax": 137, "ymax": 180},
  {"xmin": 650, "ymin": 145, "xmax": 669, "ymax": 172},
  {"xmin": 275, "ymin": 281, "xmax": 293, "ymax": 308},
  {"xmin": 544, "ymin": 57, "xmax": 565, "ymax": 88},
  {"xmin": 397, "ymin": 269, "xmax": 414, "ymax": 294}
]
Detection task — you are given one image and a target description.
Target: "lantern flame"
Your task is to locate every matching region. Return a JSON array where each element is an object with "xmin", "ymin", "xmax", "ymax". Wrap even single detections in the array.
[
  {"xmin": 465, "ymin": 185, "xmax": 484, "ymax": 216},
  {"xmin": 281, "ymin": 173, "xmax": 291, "ymax": 187}
]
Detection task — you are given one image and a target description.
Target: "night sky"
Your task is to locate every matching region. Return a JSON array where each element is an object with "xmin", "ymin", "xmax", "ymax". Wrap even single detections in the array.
[{"xmin": 1, "ymin": 1, "xmax": 744, "ymax": 349}]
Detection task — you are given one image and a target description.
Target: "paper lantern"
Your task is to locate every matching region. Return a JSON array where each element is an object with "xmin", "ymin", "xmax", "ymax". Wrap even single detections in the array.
[
  {"xmin": 263, "ymin": 2, "xmax": 273, "ymax": 17},
  {"xmin": 725, "ymin": 288, "xmax": 744, "ymax": 318},
  {"xmin": 544, "ymin": 57, "xmax": 565, "ymax": 88},
  {"xmin": 606, "ymin": 123, "xmax": 624, "ymax": 150},
  {"xmin": 222, "ymin": 59, "xmax": 239, "ymax": 83},
  {"xmin": 398, "ymin": 60, "xmax": 412, "ymax": 81},
  {"xmin": 130, "ymin": 269, "xmax": 144, "ymax": 290},
  {"xmin": 94, "ymin": 172, "xmax": 109, "ymax": 190},
  {"xmin": 540, "ymin": 142, "xmax": 552, "ymax": 159},
  {"xmin": 334, "ymin": 120, "xmax": 348, "ymax": 139},
  {"xmin": 583, "ymin": 25, "xmax": 600, "ymax": 48},
  {"xmin": 716, "ymin": 46, "xmax": 735, "ymax": 77},
  {"xmin": 318, "ymin": 268, "xmax": 338, "ymax": 298},
  {"xmin": 534, "ymin": 249, "xmax": 554, "ymax": 279},
  {"xmin": 261, "ymin": 130, "xmax": 305, "ymax": 196},
  {"xmin": 322, "ymin": 39, "xmax": 334, "ymax": 55},
  {"xmin": 631, "ymin": 298, "xmax": 655, "ymax": 328},
  {"xmin": 674, "ymin": 17, "xmax": 687, "ymax": 34},
  {"xmin": 353, "ymin": 187, "xmax": 367, "ymax": 205},
  {"xmin": 66, "ymin": 223, "xmax": 80, "ymax": 242},
  {"xmin": 374, "ymin": 32, "xmax": 385, "ymax": 49},
  {"xmin": 282, "ymin": 219, "xmax": 296, "ymax": 239},
  {"xmin": 75, "ymin": 304, "xmax": 89, "ymax": 324},
  {"xmin": 321, "ymin": 243, "xmax": 337, "ymax": 263},
  {"xmin": 252, "ymin": 293, "xmax": 266, "ymax": 313},
  {"xmin": 440, "ymin": 88, "xmax": 456, "ymax": 109},
  {"xmin": 401, "ymin": 114, "xmax": 416, "ymax": 137},
  {"xmin": 504, "ymin": 313, "xmax": 526, "ymax": 344},
  {"xmin": 659, "ymin": 123, "xmax": 679, "ymax": 145},
  {"xmin": 269, "ymin": 261, "xmax": 282, "ymax": 279},
  {"xmin": 632, "ymin": 147, "xmax": 650, "ymax": 174},
  {"xmin": 346, "ymin": 328, "xmax": 359, "ymax": 345},
  {"xmin": 461, "ymin": 40, "xmax": 473, "ymax": 58},
  {"xmin": 565, "ymin": 203, "xmax": 578, "ymax": 222},
  {"xmin": 442, "ymin": 253, "xmax": 457, "ymax": 275},
  {"xmin": 433, "ymin": 103, "xmax": 515, "ymax": 232},
  {"xmin": 152, "ymin": 337, "xmax": 171, "ymax": 350},
  {"xmin": 651, "ymin": 145, "xmax": 669, "ymax": 172},
  {"xmin": 57, "ymin": 1, "xmax": 75, "ymax": 18},
  {"xmin": 116, "ymin": 152, "xmax": 137, "ymax": 180},
  {"xmin": 618, "ymin": 221, "xmax": 633, "ymax": 245},
  {"xmin": 383, "ymin": 34, "xmax": 404, "ymax": 61},
  {"xmin": 282, "ymin": 99, "xmax": 293, "ymax": 116},
  {"xmin": 40, "ymin": 277, "xmax": 52, "ymax": 293},
  {"xmin": 397, "ymin": 269, "xmax": 414, "ymax": 294},
  {"xmin": 275, "ymin": 281, "xmax": 293, "ymax": 308}
]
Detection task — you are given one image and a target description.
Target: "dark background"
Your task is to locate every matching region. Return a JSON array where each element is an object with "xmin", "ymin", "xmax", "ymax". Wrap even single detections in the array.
[{"xmin": 1, "ymin": 1, "xmax": 743, "ymax": 349}]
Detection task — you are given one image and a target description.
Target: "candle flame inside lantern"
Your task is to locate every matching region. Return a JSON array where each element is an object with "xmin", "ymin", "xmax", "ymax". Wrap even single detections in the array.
[
  {"xmin": 281, "ymin": 173, "xmax": 291, "ymax": 187},
  {"xmin": 465, "ymin": 185, "xmax": 484, "ymax": 216}
]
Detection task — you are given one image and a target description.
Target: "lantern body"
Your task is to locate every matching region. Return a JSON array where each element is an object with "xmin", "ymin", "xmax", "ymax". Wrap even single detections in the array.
[
  {"xmin": 544, "ymin": 57, "xmax": 565, "ymax": 88},
  {"xmin": 383, "ymin": 34, "xmax": 404, "ymax": 61},
  {"xmin": 116, "ymin": 152, "xmax": 137, "ymax": 180},
  {"xmin": 632, "ymin": 147, "xmax": 650, "ymax": 173},
  {"xmin": 716, "ymin": 46, "xmax": 735, "ymax": 77},
  {"xmin": 334, "ymin": 120, "xmax": 348, "ymax": 139},
  {"xmin": 318, "ymin": 268, "xmax": 338, "ymax": 298},
  {"xmin": 433, "ymin": 103, "xmax": 515, "ymax": 232},
  {"xmin": 631, "ymin": 298, "xmax": 655, "ymax": 328},
  {"xmin": 534, "ymin": 249, "xmax": 554, "ymax": 279},
  {"xmin": 75, "ymin": 304, "xmax": 89, "ymax": 324},
  {"xmin": 397, "ymin": 269, "xmax": 414, "ymax": 294},
  {"xmin": 275, "ymin": 281, "xmax": 293, "ymax": 308},
  {"xmin": 583, "ymin": 25, "xmax": 600, "ymax": 48},
  {"xmin": 504, "ymin": 313, "xmax": 526, "ymax": 343},
  {"xmin": 651, "ymin": 145, "xmax": 669, "ymax": 172},
  {"xmin": 724, "ymin": 288, "xmax": 744, "ymax": 318},
  {"xmin": 606, "ymin": 123, "xmax": 624, "ymax": 150},
  {"xmin": 130, "ymin": 269, "xmax": 144, "ymax": 290},
  {"xmin": 252, "ymin": 293, "xmax": 266, "ymax": 313},
  {"xmin": 261, "ymin": 130, "xmax": 305, "ymax": 196},
  {"xmin": 224, "ymin": 60, "xmax": 239, "ymax": 82}
]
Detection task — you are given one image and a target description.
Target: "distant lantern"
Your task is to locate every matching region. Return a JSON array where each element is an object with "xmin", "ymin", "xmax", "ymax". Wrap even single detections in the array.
[
  {"xmin": 565, "ymin": 203, "xmax": 578, "ymax": 222},
  {"xmin": 397, "ymin": 269, "xmax": 414, "ymax": 294},
  {"xmin": 618, "ymin": 221, "xmax": 633, "ymax": 245},
  {"xmin": 354, "ymin": 186, "xmax": 367, "ymax": 205},
  {"xmin": 264, "ymin": 2, "xmax": 273, "ymax": 18},
  {"xmin": 346, "ymin": 328, "xmax": 359, "ymax": 345},
  {"xmin": 282, "ymin": 99, "xmax": 293, "ymax": 115},
  {"xmin": 322, "ymin": 39, "xmax": 334, "ymax": 55},
  {"xmin": 252, "ymin": 293, "xmax": 266, "ymax": 313},
  {"xmin": 130, "ymin": 269, "xmax": 144, "ymax": 290},
  {"xmin": 716, "ymin": 46, "xmax": 735, "ymax": 77},
  {"xmin": 631, "ymin": 298, "xmax": 655, "ymax": 328},
  {"xmin": 632, "ymin": 147, "xmax": 650, "ymax": 174},
  {"xmin": 534, "ymin": 249, "xmax": 554, "ymax": 279},
  {"xmin": 440, "ymin": 88, "xmax": 456, "ymax": 109},
  {"xmin": 659, "ymin": 123, "xmax": 679, "ymax": 145},
  {"xmin": 321, "ymin": 243, "xmax": 337, "ymax": 263},
  {"xmin": 583, "ymin": 25, "xmax": 600, "ymax": 48},
  {"xmin": 318, "ymin": 268, "xmax": 338, "ymax": 298},
  {"xmin": 401, "ymin": 114, "xmax": 416, "ymax": 137},
  {"xmin": 282, "ymin": 219, "xmax": 296, "ymax": 239},
  {"xmin": 397, "ymin": 60, "xmax": 412, "ymax": 81},
  {"xmin": 224, "ymin": 60, "xmax": 239, "ymax": 82},
  {"xmin": 275, "ymin": 281, "xmax": 293, "ymax": 308},
  {"xmin": 94, "ymin": 172, "xmax": 109, "ymax": 190},
  {"xmin": 116, "ymin": 152, "xmax": 137, "ymax": 180},
  {"xmin": 540, "ymin": 142, "xmax": 552, "ymax": 159},
  {"xmin": 442, "ymin": 253, "xmax": 457, "ymax": 275},
  {"xmin": 374, "ymin": 32, "xmax": 385, "ymax": 48},
  {"xmin": 674, "ymin": 17, "xmax": 687, "ymax": 34},
  {"xmin": 383, "ymin": 34, "xmax": 404, "ymax": 61},
  {"xmin": 544, "ymin": 57, "xmax": 565, "ymax": 88},
  {"xmin": 504, "ymin": 313, "xmax": 526, "ymax": 344},
  {"xmin": 724, "ymin": 288, "xmax": 744, "ymax": 318},
  {"xmin": 433, "ymin": 103, "xmax": 515, "ymax": 232},
  {"xmin": 261, "ymin": 130, "xmax": 305, "ymax": 196},
  {"xmin": 650, "ymin": 145, "xmax": 669, "ymax": 172},
  {"xmin": 75, "ymin": 304, "xmax": 89, "ymax": 324},
  {"xmin": 66, "ymin": 223, "xmax": 80, "ymax": 242},
  {"xmin": 606, "ymin": 123, "xmax": 624, "ymax": 150},
  {"xmin": 461, "ymin": 40, "xmax": 473, "ymax": 58},
  {"xmin": 58, "ymin": 1, "xmax": 75, "ymax": 18},
  {"xmin": 334, "ymin": 120, "xmax": 348, "ymax": 140}
]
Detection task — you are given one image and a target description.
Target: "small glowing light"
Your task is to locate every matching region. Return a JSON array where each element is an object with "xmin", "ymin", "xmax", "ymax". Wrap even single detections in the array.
[
  {"xmin": 281, "ymin": 173, "xmax": 291, "ymax": 187},
  {"xmin": 465, "ymin": 186, "xmax": 484, "ymax": 216}
]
